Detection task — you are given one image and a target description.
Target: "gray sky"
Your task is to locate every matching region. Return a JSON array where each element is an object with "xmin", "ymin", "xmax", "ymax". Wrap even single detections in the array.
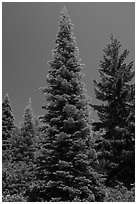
[{"xmin": 2, "ymin": 2, "xmax": 135, "ymax": 123}]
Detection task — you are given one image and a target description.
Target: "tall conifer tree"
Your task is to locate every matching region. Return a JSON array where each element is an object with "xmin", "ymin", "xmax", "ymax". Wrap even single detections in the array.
[
  {"xmin": 2, "ymin": 94, "xmax": 15, "ymax": 160},
  {"xmin": 2, "ymin": 94, "xmax": 15, "ymax": 196},
  {"xmin": 29, "ymin": 7, "xmax": 105, "ymax": 202},
  {"xmin": 91, "ymin": 36, "xmax": 135, "ymax": 189}
]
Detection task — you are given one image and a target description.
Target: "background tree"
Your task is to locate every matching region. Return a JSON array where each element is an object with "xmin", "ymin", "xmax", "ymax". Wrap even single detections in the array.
[
  {"xmin": 2, "ymin": 94, "xmax": 15, "ymax": 160},
  {"xmin": 3, "ymin": 99, "xmax": 36, "ymax": 198},
  {"xmin": 28, "ymin": 7, "xmax": 105, "ymax": 202},
  {"xmin": 91, "ymin": 36, "xmax": 135, "ymax": 189},
  {"xmin": 2, "ymin": 94, "xmax": 16, "ymax": 196},
  {"xmin": 12, "ymin": 98, "xmax": 35, "ymax": 163}
]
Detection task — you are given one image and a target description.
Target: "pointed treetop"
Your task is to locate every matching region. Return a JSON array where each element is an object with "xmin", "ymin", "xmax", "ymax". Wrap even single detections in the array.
[
  {"xmin": 5, "ymin": 93, "xmax": 9, "ymax": 98},
  {"xmin": 28, "ymin": 97, "xmax": 32, "ymax": 106},
  {"xmin": 110, "ymin": 34, "xmax": 121, "ymax": 48},
  {"xmin": 23, "ymin": 98, "xmax": 34, "ymax": 126},
  {"xmin": 2, "ymin": 93, "xmax": 16, "ymax": 126},
  {"xmin": 25, "ymin": 97, "xmax": 32, "ymax": 110},
  {"xmin": 61, "ymin": 6, "xmax": 68, "ymax": 16},
  {"xmin": 110, "ymin": 33, "xmax": 114, "ymax": 41},
  {"xmin": 3, "ymin": 94, "xmax": 13, "ymax": 110},
  {"xmin": 3, "ymin": 93, "xmax": 10, "ymax": 102},
  {"xmin": 59, "ymin": 6, "xmax": 74, "ymax": 29},
  {"xmin": 23, "ymin": 97, "xmax": 33, "ymax": 117}
]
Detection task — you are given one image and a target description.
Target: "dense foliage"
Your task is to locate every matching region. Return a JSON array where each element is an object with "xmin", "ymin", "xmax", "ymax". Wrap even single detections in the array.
[
  {"xmin": 12, "ymin": 98, "xmax": 35, "ymax": 163},
  {"xmin": 28, "ymin": 7, "xmax": 105, "ymax": 202},
  {"xmin": 2, "ymin": 94, "xmax": 16, "ymax": 197},
  {"xmin": 2, "ymin": 94, "xmax": 15, "ymax": 160},
  {"xmin": 2, "ymin": 99, "xmax": 36, "ymax": 199},
  {"xmin": 104, "ymin": 183, "xmax": 135, "ymax": 202},
  {"xmin": 2, "ymin": 8, "xmax": 135, "ymax": 202},
  {"xmin": 91, "ymin": 36, "xmax": 135, "ymax": 189}
]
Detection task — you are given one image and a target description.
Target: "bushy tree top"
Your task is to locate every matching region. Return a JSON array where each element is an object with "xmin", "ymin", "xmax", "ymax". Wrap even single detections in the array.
[
  {"xmin": 92, "ymin": 36, "xmax": 135, "ymax": 189},
  {"xmin": 92, "ymin": 36, "xmax": 134, "ymax": 130}
]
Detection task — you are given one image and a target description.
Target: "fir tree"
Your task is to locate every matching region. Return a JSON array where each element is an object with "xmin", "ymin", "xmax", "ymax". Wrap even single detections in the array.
[
  {"xmin": 6, "ymin": 99, "xmax": 36, "ymax": 197},
  {"xmin": 12, "ymin": 98, "xmax": 35, "ymax": 163},
  {"xmin": 91, "ymin": 36, "xmax": 135, "ymax": 189},
  {"xmin": 2, "ymin": 94, "xmax": 16, "ymax": 196},
  {"xmin": 28, "ymin": 7, "xmax": 105, "ymax": 202},
  {"xmin": 2, "ymin": 94, "xmax": 15, "ymax": 160}
]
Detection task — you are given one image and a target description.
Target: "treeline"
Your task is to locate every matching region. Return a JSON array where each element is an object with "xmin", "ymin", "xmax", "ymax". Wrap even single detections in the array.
[{"xmin": 2, "ymin": 7, "xmax": 135, "ymax": 202}]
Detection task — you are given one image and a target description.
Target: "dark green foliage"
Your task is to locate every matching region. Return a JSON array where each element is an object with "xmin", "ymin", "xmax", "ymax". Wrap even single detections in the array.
[
  {"xmin": 104, "ymin": 183, "xmax": 135, "ymax": 202},
  {"xmin": 2, "ymin": 94, "xmax": 15, "ymax": 160},
  {"xmin": 12, "ymin": 98, "xmax": 35, "ymax": 163},
  {"xmin": 2, "ymin": 160, "xmax": 33, "ymax": 197},
  {"xmin": 2, "ymin": 193, "xmax": 27, "ymax": 202},
  {"xmin": 2, "ymin": 94, "xmax": 16, "ymax": 196},
  {"xmin": 28, "ymin": 7, "xmax": 105, "ymax": 202},
  {"xmin": 3, "ymin": 99, "xmax": 36, "ymax": 198},
  {"xmin": 21, "ymin": 98, "xmax": 35, "ymax": 162},
  {"xmin": 2, "ymin": 9, "xmax": 134, "ymax": 203},
  {"xmin": 91, "ymin": 36, "xmax": 135, "ymax": 189},
  {"xmin": 33, "ymin": 116, "xmax": 45, "ymax": 152}
]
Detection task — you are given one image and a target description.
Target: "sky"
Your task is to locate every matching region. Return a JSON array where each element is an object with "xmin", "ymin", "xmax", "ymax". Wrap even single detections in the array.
[{"xmin": 2, "ymin": 2, "xmax": 135, "ymax": 123}]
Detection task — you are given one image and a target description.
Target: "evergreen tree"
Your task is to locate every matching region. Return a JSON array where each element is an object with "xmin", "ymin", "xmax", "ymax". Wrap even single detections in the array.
[
  {"xmin": 2, "ymin": 94, "xmax": 15, "ymax": 160},
  {"xmin": 12, "ymin": 98, "xmax": 35, "ymax": 163},
  {"xmin": 33, "ymin": 115, "xmax": 43, "ymax": 147},
  {"xmin": 29, "ymin": 7, "xmax": 105, "ymax": 202},
  {"xmin": 91, "ymin": 36, "xmax": 135, "ymax": 189},
  {"xmin": 2, "ymin": 94, "xmax": 16, "ymax": 196},
  {"xmin": 5, "ymin": 99, "xmax": 36, "ymax": 197},
  {"xmin": 32, "ymin": 115, "xmax": 44, "ymax": 161}
]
